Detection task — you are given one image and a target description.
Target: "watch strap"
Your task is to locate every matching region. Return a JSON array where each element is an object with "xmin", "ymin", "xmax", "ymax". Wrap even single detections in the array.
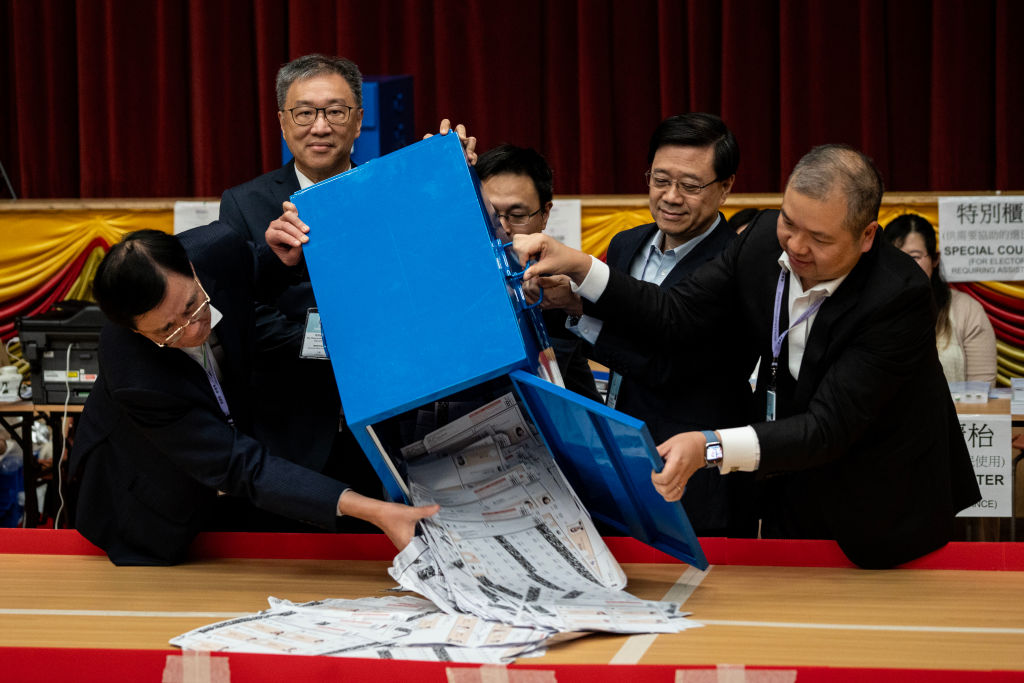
[{"xmin": 701, "ymin": 430, "xmax": 723, "ymax": 468}]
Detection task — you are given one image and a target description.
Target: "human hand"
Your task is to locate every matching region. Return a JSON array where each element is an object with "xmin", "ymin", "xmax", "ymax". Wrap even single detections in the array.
[
  {"xmin": 522, "ymin": 277, "xmax": 542, "ymax": 305},
  {"xmin": 535, "ymin": 275, "xmax": 582, "ymax": 314},
  {"xmin": 513, "ymin": 234, "xmax": 593, "ymax": 286},
  {"xmin": 424, "ymin": 119, "xmax": 478, "ymax": 165},
  {"xmin": 338, "ymin": 490, "xmax": 440, "ymax": 550},
  {"xmin": 651, "ymin": 432, "xmax": 709, "ymax": 502},
  {"xmin": 265, "ymin": 201, "xmax": 309, "ymax": 267}
]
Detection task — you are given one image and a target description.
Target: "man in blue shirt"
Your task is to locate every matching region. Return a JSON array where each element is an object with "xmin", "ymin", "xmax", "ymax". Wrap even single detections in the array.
[{"xmin": 540, "ymin": 114, "xmax": 757, "ymax": 537}]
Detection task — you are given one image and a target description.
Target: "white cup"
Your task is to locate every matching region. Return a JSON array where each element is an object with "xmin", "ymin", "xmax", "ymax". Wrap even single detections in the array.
[{"xmin": 0, "ymin": 366, "xmax": 22, "ymax": 403}]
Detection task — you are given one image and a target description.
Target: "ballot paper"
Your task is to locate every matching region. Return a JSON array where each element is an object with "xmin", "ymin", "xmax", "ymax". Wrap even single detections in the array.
[
  {"xmin": 171, "ymin": 393, "xmax": 701, "ymax": 660},
  {"xmin": 389, "ymin": 394, "xmax": 696, "ymax": 634},
  {"xmin": 170, "ymin": 596, "xmax": 555, "ymax": 663}
]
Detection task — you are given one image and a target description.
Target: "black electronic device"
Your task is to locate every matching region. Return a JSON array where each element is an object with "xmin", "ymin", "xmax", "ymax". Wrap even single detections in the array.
[{"xmin": 17, "ymin": 300, "xmax": 106, "ymax": 405}]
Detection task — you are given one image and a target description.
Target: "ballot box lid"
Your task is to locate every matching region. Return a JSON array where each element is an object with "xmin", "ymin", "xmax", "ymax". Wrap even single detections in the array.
[
  {"xmin": 510, "ymin": 369, "xmax": 709, "ymax": 570},
  {"xmin": 292, "ymin": 133, "xmax": 544, "ymax": 427}
]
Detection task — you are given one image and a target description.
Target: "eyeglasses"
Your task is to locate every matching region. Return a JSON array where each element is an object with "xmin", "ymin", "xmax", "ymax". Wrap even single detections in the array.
[
  {"xmin": 495, "ymin": 208, "xmax": 542, "ymax": 226},
  {"xmin": 645, "ymin": 171, "xmax": 719, "ymax": 196},
  {"xmin": 157, "ymin": 278, "xmax": 211, "ymax": 347},
  {"xmin": 283, "ymin": 104, "xmax": 358, "ymax": 126}
]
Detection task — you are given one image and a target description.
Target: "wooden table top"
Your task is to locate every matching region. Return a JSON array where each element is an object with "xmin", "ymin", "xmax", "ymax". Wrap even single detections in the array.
[{"xmin": 3, "ymin": 549, "xmax": 1023, "ymax": 672}]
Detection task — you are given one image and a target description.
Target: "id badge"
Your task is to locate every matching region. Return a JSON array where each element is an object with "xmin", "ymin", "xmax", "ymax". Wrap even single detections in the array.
[
  {"xmin": 766, "ymin": 389, "xmax": 777, "ymax": 422},
  {"xmin": 299, "ymin": 307, "xmax": 329, "ymax": 359}
]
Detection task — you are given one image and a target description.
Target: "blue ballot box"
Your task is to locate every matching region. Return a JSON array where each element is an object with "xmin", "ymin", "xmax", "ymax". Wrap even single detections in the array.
[{"xmin": 292, "ymin": 133, "xmax": 707, "ymax": 569}]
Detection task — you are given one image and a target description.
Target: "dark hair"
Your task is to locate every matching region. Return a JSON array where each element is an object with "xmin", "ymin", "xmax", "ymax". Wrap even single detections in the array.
[
  {"xmin": 93, "ymin": 230, "xmax": 192, "ymax": 329},
  {"xmin": 475, "ymin": 144, "xmax": 554, "ymax": 206},
  {"xmin": 728, "ymin": 208, "xmax": 760, "ymax": 233},
  {"xmin": 787, "ymin": 144, "xmax": 884, "ymax": 234},
  {"xmin": 646, "ymin": 113, "xmax": 740, "ymax": 181},
  {"xmin": 882, "ymin": 213, "xmax": 951, "ymax": 338},
  {"xmin": 276, "ymin": 54, "xmax": 363, "ymax": 109}
]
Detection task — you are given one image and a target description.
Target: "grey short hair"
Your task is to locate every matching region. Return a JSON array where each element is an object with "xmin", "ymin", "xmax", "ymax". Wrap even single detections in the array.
[
  {"xmin": 275, "ymin": 54, "xmax": 363, "ymax": 109},
  {"xmin": 786, "ymin": 144, "xmax": 884, "ymax": 233}
]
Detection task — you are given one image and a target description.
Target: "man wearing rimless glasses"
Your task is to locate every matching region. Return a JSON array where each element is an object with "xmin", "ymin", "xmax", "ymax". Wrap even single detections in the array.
[
  {"xmin": 530, "ymin": 114, "xmax": 758, "ymax": 538},
  {"xmin": 70, "ymin": 225, "xmax": 438, "ymax": 566}
]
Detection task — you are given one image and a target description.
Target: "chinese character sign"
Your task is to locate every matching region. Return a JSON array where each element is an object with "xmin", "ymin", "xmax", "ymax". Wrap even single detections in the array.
[
  {"xmin": 938, "ymin": 197, "xmax": 1024, "ymax": 282},
  {"xmin": 956, "ymin": 414, "xmax": 1012, "ymax": 518}
]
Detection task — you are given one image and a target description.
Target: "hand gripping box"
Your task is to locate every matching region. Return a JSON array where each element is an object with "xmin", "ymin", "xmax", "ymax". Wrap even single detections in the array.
[{"xmin": 291, "ymin": 132, "xmax": 707, "ymax": 569}]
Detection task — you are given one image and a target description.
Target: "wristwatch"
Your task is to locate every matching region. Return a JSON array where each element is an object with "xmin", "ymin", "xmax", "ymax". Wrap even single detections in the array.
[{"xmin": 701, "ymin": 430, "xmax": 724, "ymax": 469}]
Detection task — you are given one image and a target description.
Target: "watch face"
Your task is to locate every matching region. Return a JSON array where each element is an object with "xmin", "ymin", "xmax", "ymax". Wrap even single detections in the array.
[{"xmin": 705, "ymin": 443, "xmax": 724, "ymax": 466}]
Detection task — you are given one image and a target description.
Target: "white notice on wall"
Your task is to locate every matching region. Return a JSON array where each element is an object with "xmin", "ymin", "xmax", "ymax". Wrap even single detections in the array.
[
  {"xmin": 174, "ymin": 200, "xmax": 221, "ymax": 234},
  {"xmin": 938, "ymin": 196, "xmax": 1024, "ymax": 282},
  {"xmin": 956, "ymin": 413, "xmax": 1012, "ymax": 518},
  {"xmin": 546, "ymin": 199, "xmax": 582, "ymax": 251}
]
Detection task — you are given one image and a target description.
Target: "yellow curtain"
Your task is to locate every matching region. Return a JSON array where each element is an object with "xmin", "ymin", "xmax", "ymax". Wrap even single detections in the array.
[
  {"xmin": 1, "ymin": 199, "xmax": 1020, "ymax": 384},
  {"xmin": 0, "ymin": 210, "xmax": 173, "ymax": 302}
]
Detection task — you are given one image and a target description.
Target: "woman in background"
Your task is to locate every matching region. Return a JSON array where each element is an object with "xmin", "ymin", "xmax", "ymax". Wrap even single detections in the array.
[{"xmin": 884, "ymin": 213, "xmax": 997, "ymax": 386}]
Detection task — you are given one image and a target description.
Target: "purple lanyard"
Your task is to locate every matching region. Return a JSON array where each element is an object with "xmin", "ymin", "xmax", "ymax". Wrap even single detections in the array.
[
  {"xmin": 202, "ymin": 343, "xmax": 234, "ymax": 427},
  {"xmin": 769, "ymin": 268, "xmax": 825, "ymax": 389}
]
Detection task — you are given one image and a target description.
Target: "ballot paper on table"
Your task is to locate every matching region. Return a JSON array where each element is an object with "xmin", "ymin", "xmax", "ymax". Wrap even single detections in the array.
[
  {"xmin": 170, "ymin": 595, "xmax": 558, "ymax": 663},
  {"xmin": 170, "ymin": 392, "xmax": 703, "ymax": 661}
]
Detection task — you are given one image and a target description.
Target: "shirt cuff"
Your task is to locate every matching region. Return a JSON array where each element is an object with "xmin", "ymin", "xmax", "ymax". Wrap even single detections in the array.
[
  {"xmin": 717, "ymin": 426, "xmax": 761, "ymax": 473},
  {"xmin": 335, "ymin": 488, "xmax": 352, "ymax": 517},
  {"xmin": 574, "ymin": 256, "xmax": 609, "ymax": 302},
  {"xmin": 566, "ymin": 314, "xmax": 603, "ymax": 345}
]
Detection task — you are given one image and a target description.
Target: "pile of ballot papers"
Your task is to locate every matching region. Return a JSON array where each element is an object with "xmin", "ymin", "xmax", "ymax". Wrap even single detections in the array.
[{"xmin": 172, "ymin": 393, "xmax": 701, "ymax": 662}]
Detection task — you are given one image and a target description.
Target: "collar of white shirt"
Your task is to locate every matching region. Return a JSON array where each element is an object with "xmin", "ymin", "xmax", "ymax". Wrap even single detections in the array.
[
  {"xmin": 777, "ymin": 251, "xmax": 848, "ymax": 299},
  {"xmin": 178, "ymin": 304, "xmax": 224, "ymax": 367},
  {"xmin": 294, "ymin": 163, "xmax": 351, "ymax": 190}
]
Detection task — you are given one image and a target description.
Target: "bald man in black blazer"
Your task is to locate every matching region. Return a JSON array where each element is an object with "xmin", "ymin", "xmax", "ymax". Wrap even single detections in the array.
[{"xmin": 516, "ymin": 145, "xmax": 980, "ymax": 569}]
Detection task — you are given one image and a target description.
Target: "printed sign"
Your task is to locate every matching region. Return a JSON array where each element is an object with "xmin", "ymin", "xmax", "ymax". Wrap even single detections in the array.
[
  {"xmin": 956, "ymin": 413, "xmax": 1012, "ymax": 518},
  {"xmin": 938, "ymin": 196, "xmax": 1024, "ymax": 282},
  {"xmin": 174, "ymin": 200, "xmax": 220, "ymax": 234},
  {"xmin": 546, "ymin": 199, "xmax": 582, "ymax": 251}
]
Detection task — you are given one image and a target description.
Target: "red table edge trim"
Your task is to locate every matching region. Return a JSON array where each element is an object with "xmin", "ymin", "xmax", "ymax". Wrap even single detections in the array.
[
  {"xmin": 2, "ymin": 647, "xmax": 1023, "ymax": 682},
  {"xmin": 2, "ymin": 529, "xmax": 1022, "ymax": 570}
]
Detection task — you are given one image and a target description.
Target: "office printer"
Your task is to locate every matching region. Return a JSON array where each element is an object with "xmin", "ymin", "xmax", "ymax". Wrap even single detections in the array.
[{"xmin": 17, "ymin": 300, "xmax": 105, "ymax": 405}]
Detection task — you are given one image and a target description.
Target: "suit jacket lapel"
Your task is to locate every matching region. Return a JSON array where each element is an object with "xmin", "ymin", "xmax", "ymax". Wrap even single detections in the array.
[
  {"xmin": 609, "ymin": 223, "xmax": 659, "ymax": 271},
  {"xmin": 662, "ymin": 213, "xmax": 732, "ymax": 289},
  {"xmin": 271, "ymin": 160, "xmax": 301, "ymax": 204},
  {"xmin": 792, "ymin": 245, "xmax": 875, "ymax": 406}
]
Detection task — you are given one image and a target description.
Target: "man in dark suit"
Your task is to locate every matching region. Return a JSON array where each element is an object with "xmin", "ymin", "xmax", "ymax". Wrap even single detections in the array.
[
  {"xmin": 216, "ymin": 55, "xmax": 366, "ymax": 483},
  {"xmin": 538, "ymin": 115, "xmax": 757, "ymax": 536},
  {"xmin": 475, "ymin": 144, "xmax": 603, "ymax": 404},
  {"xmin": 216, "ymin": 54, "xmax": 474, "ymax": 490},
  {"xmin": 70, "ymin": 226, "xmax": 438, "ymax": 565},
  {"xmin": 514, "ymin": 144, "xmax": 981, "ymax": 569}
]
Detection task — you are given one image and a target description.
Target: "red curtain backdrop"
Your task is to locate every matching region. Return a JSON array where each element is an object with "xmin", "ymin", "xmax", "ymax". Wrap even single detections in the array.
[{"xmin": 1, "ymin": 0, "xmax": 1021, "ymax": 199}]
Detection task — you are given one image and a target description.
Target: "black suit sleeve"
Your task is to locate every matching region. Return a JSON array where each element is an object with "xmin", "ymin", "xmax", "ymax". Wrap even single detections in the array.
[
  {"xmin": 588, "ymin": 240, "xmax": 741, "ymax": 354},
  {"xmin": 111, "ymin": 377, "xmax": 346, "ymax": 529},
  {"xmin": 585, "ymin": 228, "xmax": 702, "ymax": 389}
]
